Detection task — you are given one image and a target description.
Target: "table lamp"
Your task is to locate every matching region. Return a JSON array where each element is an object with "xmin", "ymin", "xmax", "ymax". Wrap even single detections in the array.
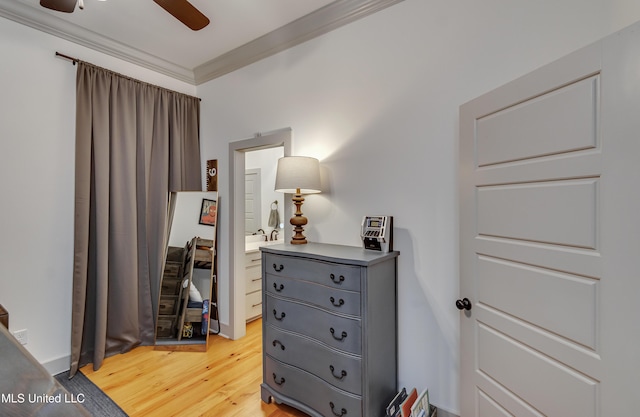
[{"xmin": 275, "ymin": 156, "xmax": 321, "ymax": 244}]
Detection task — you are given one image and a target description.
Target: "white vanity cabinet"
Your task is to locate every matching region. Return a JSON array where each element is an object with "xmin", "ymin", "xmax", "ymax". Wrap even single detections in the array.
[
  {"xmin": 260, "ymin": 243, "xmax": 399, "ymax": 417},
  {"xmin": 245, "ymin": 249, "xmax": 263, "ymax": 321}
]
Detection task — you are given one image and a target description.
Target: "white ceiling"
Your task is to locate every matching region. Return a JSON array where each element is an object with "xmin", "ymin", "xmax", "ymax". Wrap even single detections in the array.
[{"xmin": 0, "ymin": 0, "xmax": 403, "ymax": 84}]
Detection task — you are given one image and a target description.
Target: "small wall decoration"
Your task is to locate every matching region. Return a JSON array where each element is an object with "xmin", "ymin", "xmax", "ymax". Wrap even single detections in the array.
[
  {"xmin": 206, "ymin": 159, "xmax": 218, "ymax": 191},
  {"xmin": 199, "ymin": 198, "xmax": 217, "ymax": 226}
]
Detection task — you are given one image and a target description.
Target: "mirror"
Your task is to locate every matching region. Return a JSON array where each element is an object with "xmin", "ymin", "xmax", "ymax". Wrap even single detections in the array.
[
  {"xmin": 154, "ymin": 191, "xmax": 218, "ymax": 352},
  {"xmin": 245, "ymin": 146, "xmax": 285, "ymax": 237}
]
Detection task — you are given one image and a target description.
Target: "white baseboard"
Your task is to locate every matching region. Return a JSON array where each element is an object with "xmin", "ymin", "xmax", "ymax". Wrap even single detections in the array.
[
  {"xmin": 44, "ymin": 324, "xmax": 232, "ymax": 377},
  {"xmin": 433, "ymin": 405, "xmax": 459, "ymax": 417},
  {"xmin": 42, "ymin": 354, "xmax": 70, "ymax": 376}
]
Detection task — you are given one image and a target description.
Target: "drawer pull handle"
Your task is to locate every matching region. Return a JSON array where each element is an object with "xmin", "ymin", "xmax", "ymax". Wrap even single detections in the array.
[
  {"xmin": 273, "ymin": 283, "xmax": 284, "ymax": 292},
  {"xmin": 330, "ymin": 402, "xmax": 347, "ymax": 417},
  {"xmin": 330, "ymin": 327, "xmax": 347, "ymax": 341},
  {"xmin": 252, "ymin": 302, "xmax": 262, "ymax": 308},
  {"xmin": 273, "ymin": 309, "xmax": 286, "ymax": 321},
  {"xmin": 272, "ymin": 339, "xmax": 286, "ymax": 350},
  {"xmin": 273, "ymin": 263, "xmax": 284, "ymax": 272},
  {"xmin": 330, "ymin": 297, "xmax": 344, "ymax": 307},
  {"xmin": 272, "ymin": 373, "xmax": 285, "ymax": 386},
  {"xmin": 330, "ymin": 273, "xmax": 345, "ymax": 284},
  {"xmin": 329, "ymin": 365, "xmax": 347, "ymax": 380},
  {"xmin": 251, "ymin": 278, "xmax": 261, "ymax": 282}
]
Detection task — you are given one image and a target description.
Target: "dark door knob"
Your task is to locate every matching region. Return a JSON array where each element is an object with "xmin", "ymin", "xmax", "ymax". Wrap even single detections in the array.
[{"xmin": 456, "ymin": 298, "xmax": 472, "ymax": 311}]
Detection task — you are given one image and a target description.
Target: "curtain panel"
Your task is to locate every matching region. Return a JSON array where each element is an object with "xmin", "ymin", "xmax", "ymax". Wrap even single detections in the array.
[{"xmin": 70, "ymin": 62, "xmax": 201, "ymax": 375}]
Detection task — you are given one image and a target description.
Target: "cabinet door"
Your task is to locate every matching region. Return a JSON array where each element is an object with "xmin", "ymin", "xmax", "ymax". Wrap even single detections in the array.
[{"xmin": 245, "ymin": 251, "xmax": 262, "ymax": 293}]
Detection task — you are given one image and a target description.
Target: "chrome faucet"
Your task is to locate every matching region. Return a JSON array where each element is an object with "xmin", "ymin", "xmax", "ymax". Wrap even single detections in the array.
[{"xmin": 270, "ymin": 229, "xmax": 279, "ymax": 241}]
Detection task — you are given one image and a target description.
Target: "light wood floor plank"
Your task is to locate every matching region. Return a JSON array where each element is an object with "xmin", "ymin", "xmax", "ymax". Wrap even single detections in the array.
[{"xmin": 81, "ymin": 319, "xmax": 307, "ymax": 417}]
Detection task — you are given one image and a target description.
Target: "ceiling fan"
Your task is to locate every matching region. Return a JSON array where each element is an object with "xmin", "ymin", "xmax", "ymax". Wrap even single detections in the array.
[{"xmin": 39, "ymin": 0, "xmax": 210, "ymax": 31}]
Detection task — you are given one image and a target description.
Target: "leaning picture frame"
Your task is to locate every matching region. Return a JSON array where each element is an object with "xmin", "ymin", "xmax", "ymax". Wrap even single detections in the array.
[
  {"xmin": 411, "ymin": 388, "xmax": 430, "ymax": 417},
  {"xmin": 198, "ymin": 198, "xmax": 217, "ymax": 226}
]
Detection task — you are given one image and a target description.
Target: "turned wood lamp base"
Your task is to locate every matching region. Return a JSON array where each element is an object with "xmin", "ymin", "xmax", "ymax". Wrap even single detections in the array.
[{"xmin": 289, "ymin": 192, "xmax": 308, "ymax": 244}]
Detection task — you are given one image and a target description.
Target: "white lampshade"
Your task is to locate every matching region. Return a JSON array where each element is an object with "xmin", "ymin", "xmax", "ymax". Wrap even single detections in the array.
[{"xmin": 275, "ymin": 156, "xmax": 321, "ymax": 194}]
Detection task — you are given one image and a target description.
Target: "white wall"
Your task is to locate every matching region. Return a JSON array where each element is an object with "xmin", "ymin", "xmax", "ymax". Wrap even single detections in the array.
[
  {"xmin": 0, "ymin": 17, "xmax": 195, "ymax": 374},
  {"xmin": 198, "ymin": 0, "xmax": 640, "ymax": 414},
  {"xmin": 2, "ymin": 0, "xmax": 640, "ymax": 413}
]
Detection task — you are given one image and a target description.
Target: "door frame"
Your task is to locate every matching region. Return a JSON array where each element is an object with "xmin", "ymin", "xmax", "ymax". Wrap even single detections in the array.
[{"xmin": 227, "ymin": 128, "xmax": 291, "ymax": 339}]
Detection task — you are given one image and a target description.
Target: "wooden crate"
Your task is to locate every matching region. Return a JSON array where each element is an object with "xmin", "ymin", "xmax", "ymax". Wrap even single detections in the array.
[
  {"xmin": 163, "ymin": 261, "xmax": 181, "ymax": 278},
  {"xmin": 185, "ymin": 307, "xmax": 202, "ymax": 323},
  {"xmin": 158, "ymin": 296, "xmax": 178, "ymax": 315},
  {"xmin": 166, "ymin": 246, "xmax": 184, "ymax": 263},
  {"xmin": 156, "ymin": 317, "xmax": 175, "ymax": 339},
  {"xmin": 161, "ymin": 277, "xmax": 181, "ymax": 295}
]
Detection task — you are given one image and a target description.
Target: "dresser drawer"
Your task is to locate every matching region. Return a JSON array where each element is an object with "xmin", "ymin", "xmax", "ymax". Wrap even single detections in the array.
[
  {"xmin": 265, "ymin": 324, "xmax": 362, "ymax": 395},
  {"xmin": 265, "ymin": 253, "xmax": 361, "ymax": 292},
  {"xmin": 265, "ymin": 356, "xmax": 362, "ymax": 417},
  {"xmin": 266, "ymin": 274, "xmax": 360, "ymax": 316},
  {"xmin": 266, "ymin": 295, "xmax": 361, "ymax": 354}
]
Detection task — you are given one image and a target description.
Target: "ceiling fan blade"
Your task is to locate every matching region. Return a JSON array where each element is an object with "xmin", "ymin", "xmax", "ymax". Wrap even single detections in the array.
[
  {"xmin": 40, "ymin": 0, "xmax": 76, "ymax": 13},
  {"xmin": 153, "ymin": 0, "xmax": 210, "ymax": 31}
]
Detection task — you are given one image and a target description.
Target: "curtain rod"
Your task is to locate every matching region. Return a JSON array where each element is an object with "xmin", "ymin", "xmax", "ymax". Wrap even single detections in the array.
[
  {"xmin": 54, "ymin": 51, "xmax": 202, "ymax": 102},
  {"xmin": 56, "ymin": 51, "xmax": 79, "ymax": 65}
]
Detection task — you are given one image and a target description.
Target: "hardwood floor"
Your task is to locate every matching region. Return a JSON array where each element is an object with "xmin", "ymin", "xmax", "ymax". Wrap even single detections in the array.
[{"xmin": 81, "ymin": 319, "xmax": 307, "ymax": 417}]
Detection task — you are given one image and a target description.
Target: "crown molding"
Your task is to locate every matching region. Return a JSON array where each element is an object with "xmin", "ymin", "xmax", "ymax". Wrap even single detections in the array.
[
  {"xmin": 0, "ymin": 0, "xmax": 195, "ymax": 83},
  {"xmin": 0, "ymin": 0, "xmax": 404, "ymax": 86},
  {"xmin": 193, "ymin": 0, "xmax": 404, "ymax": 85}
]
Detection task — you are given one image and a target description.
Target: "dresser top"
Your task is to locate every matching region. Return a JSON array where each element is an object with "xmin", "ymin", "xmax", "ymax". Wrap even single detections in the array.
[{"xmin": 260, "ymin": 242, "xmax": 399, "ymax": 266}]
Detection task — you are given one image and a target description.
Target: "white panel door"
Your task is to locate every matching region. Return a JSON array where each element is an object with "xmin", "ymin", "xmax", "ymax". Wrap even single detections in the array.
[
  {"xmin": 459, "ymin": 21, "xmax": 640, "ymax": 416},
  {"xmin": 245, "ymin": 168, "xmax": 262, "ymax": 234}
]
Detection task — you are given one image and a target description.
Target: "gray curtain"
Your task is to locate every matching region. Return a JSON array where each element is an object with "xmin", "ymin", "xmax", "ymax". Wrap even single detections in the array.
[{"xmin": 70, "ymin": 62, "xmax": 201, "ymax": 376}]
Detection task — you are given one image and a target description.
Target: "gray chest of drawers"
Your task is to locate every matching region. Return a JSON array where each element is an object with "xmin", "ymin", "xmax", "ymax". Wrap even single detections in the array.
[{"xmin": 260, "ymin": 243, "xmax": 399, "ymax": 417}]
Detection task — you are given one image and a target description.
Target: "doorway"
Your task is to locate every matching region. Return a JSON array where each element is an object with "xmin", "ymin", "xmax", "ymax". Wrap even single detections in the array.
[{"xmin": 227, "ymin": 128, "xmax": 291, "ymax": 339}]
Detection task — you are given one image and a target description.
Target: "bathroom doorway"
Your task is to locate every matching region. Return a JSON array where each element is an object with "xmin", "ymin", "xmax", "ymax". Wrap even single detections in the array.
[{"xmin": 227, "ymin": 129, "xmax": 291, "ymax": 339}]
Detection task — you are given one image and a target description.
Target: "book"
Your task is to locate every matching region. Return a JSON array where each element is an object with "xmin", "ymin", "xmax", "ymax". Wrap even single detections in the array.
[
  {"xmin": 410, "ymin": 388, "xmax": 430, "ymax": 417},
  {"xmin": 386, "ymin": 387, "xmax": 407, "ymax": 417},
  {"xmin": 400, "ymin": 387, "xmax": 418, "ymax": 417}
]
